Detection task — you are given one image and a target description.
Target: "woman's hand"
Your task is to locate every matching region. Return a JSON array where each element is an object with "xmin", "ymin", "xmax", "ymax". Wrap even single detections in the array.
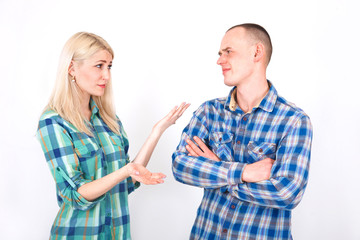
[
  {"xmin": 126, "ymin": 163, "xmax": 166, "ymax": 185},
  {"xmin": 186, "ymin": 136, "xmax": 221, "ymax": 161},
  {"xmin": 153, "ymin": 102, "xmax": 190, "ymax": 134},
  {"xmin": 132, "ymin": 102, "xmax": 190, "ymax": 168}
]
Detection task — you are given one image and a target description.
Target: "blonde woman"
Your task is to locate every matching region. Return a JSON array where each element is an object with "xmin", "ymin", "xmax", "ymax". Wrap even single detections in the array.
[{"xmin": 37, "ymin": 32, "xmax": 189, "ymax": 239}]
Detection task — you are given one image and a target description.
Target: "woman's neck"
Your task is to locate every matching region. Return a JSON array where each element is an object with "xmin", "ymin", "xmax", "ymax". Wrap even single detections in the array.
[{"xmin": 80, "ymin": 93, "xmax": 92, "ymax": 121}]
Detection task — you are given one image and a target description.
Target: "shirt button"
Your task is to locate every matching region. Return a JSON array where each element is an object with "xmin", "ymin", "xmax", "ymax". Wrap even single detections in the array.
[
  {"xmin": 231, "ymin": 204, "xmax": 236, "ymax": 209},
  {"xmin": 219, "ymin": 137, "xmax": 222, "ymax": 141},
  {"xmin": 243, "ymin": 117, "xmax": 248, "ymax": 121},
  {"xmin": 106, "ymin": 213, "xmax": 111, "ymax": 217},
  {"xmin": 237, "ymin": 141, "xmax": 241, "ymax": 144},
  {"xmin": 222, "ymin": 229, "xmax": 228, "ymax": 234},
  {"xmin": 259, "ymin": 148, "xmax": 263, "ymax": 153}
]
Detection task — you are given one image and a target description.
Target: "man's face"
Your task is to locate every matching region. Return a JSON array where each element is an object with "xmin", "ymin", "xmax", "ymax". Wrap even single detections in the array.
[{"xmin": 217, "ymin": 28, "xmax": 256, "ymax": 87}]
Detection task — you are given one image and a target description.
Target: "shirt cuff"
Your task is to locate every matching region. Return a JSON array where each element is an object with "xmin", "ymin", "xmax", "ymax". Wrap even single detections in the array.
[
  {"xmin": 227, "ymin": 162, "xmax": 246, "ymax": 185},
  {"xmin": 127, "ymin": 177, "xmax": 141, "ymax": 194},
  {"xmin": 55, "ymin": 167, "xmax": 106, "ymax": 210},
  {"xmin": 75, "ymin": 190, "xmax": 106, "ymax": 209}
]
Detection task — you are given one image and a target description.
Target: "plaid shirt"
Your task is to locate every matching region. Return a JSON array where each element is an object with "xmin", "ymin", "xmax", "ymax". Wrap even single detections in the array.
[
  {"xmin": 37, "ymin": 99, "xmax": 137, "ymax": 240},
  {"xmin": 172, "ymin": 82, "xmax": 312, "ymax": 240}
]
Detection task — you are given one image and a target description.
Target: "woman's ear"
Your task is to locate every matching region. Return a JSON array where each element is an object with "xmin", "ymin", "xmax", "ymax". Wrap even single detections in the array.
[{"xmin": 68, "ymin": 61, "xmax": 75, "ymax": 76}]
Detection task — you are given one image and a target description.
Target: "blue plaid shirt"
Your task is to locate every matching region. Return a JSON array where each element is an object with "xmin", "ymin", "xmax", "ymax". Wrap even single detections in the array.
[{"xmin": 172, "ymin": 82, "xmax": 312, "ymax": 239}]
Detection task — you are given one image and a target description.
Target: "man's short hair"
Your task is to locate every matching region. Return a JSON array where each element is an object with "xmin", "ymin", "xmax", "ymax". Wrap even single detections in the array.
[{"xmin": 227, "ymin": 23, "xmax": 273, "ymax": 65}]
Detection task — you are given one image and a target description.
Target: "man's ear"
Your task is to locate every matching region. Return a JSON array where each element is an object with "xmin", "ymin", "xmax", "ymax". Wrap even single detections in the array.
[{"xmin": 253, "ymin": 43, "xmax": 265, "ymax": 63}]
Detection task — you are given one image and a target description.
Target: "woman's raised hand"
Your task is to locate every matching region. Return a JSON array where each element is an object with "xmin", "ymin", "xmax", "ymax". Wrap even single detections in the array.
[{"xmin": 153, "ymin": 102, "xmax": 190, "ymax": 133}]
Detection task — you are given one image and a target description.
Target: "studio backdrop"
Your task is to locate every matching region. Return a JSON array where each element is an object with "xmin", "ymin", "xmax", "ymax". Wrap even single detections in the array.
[{"xmin": 0, "ymin": 0, "xmax": 359, "ymax": 239}]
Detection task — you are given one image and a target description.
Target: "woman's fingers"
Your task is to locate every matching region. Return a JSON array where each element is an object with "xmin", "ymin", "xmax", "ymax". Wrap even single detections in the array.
[
  {"xmin": 133, "ymin": 173, "xmax": 166, "ymax": 185},
  {"xmin": 171, "ymin": 102, "xmax": 190, "ymax": 119},
  {"xmin": 154, "ymin": 102, "xmax": 190, "ymax": 132},
  {"xmin": 151, "ymin": 173, "xmax": 167, "ymax": 179},
  {"xmin": 178, "ymin": 103, "xmax": 191, "ymax": 116},
  {"xmin": 147, "ymin": 173, "xmax": 166, "ymax": 184},
  {"xmin": 172, "ymin": 103, "xmax": 185, "ymax": 117},
  {"xmin": 166, "ymin": 105, "xmax": 178, "ymax": 119}
]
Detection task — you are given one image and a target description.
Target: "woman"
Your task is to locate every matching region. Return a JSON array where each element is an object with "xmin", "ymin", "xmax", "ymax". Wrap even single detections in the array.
[{"xmin": 37, "ymin": 32, "xmax": 189, "ymax": 239}]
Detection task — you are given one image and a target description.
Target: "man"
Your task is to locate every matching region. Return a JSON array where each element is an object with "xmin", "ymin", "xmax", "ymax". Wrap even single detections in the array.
[{"xmin": 172, "ymin": 23, "xmax": 312, "ymax": 239}]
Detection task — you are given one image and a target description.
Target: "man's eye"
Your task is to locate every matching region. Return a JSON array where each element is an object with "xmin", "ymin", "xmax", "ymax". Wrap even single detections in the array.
[{"xmin": 226, "ymin": 50, "xmax": 231, "ymax": 54}]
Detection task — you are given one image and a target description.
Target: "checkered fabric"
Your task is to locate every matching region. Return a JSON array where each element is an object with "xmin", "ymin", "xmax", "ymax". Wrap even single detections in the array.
[
  {"xmin": 37, "ymin": 99, "xmax": 137, "ymax": 240},
  {"xmin": 172, "ymin": 81, "xmax": 313, "ymax": 240}
]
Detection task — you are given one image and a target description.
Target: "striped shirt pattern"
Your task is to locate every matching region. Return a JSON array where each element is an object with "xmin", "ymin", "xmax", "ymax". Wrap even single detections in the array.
[
  {"xmin": 172, "ymin": 82, "xmax": 312, "ymax": 239},
  {"xmin": 37, "ymin": 99, "xmax": 137, "ymax": 240}
]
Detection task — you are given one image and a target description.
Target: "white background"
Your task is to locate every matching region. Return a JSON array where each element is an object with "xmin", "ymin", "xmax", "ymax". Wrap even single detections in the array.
[{"xmin": 0, "ymin": 0, "xmax": 359, "ymax": 239}]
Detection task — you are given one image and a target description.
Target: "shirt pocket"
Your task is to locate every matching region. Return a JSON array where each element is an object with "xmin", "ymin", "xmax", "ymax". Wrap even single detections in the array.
[
  {"xmin": 102, "ymin": 134, "xmax": 128, "ymax": 166},
  {"xmin": 209, "ymin": 131, "xmax": 234, "ymax": 161},
  {"xmin": 247, "ymin": 141, "xmax": 276, "ymax": 162},
  {"xmin": 73, "ymin": 139, "xmax": 102, "ymax": 179},
  {"xmin": 73, "ymin": 140, "xmax": 99, "ymax": 158}
]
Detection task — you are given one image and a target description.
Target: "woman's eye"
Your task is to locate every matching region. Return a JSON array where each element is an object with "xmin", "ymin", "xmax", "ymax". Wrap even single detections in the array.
[
  {"xmin": 108, "ymin": 65, "xmax": 112, "ymax": 69},
  {"xmin": 96, "ymin": 64, "xmax": 102, "ymax": 68}
]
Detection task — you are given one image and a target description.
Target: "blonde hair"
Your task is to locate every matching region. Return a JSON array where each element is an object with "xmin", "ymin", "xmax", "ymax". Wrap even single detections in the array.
[{"xmin": 46, "ymin": 32, "xmax": 119, "ymax": 135}]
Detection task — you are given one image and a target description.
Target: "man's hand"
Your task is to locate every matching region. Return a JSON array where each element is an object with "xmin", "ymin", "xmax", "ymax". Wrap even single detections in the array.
[
  {"xmin": 242, "ymin": 158, "xmax": 275, "ymax": 182},
  {"xmin": 127, "ymin": 163, "xmax": 166, "ymax": 185},
  {"xmin": 186, "ymin": 136, "xmax": 221, "ymax": 161},
  {"xmin": 186, "ymin": 136, "xmax": 274, "ymax": 183}
]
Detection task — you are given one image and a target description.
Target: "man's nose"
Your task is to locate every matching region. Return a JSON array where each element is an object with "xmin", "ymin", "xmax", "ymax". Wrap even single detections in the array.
[{"xmin": 217, "ymin": 55, "xmax": 226, "ymax": 65}]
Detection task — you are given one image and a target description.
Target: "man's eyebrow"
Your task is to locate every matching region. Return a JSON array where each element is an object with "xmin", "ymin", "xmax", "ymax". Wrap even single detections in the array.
[{"xmin": 218, "ymin": 47, "xmax": 232, "ymax": 56}]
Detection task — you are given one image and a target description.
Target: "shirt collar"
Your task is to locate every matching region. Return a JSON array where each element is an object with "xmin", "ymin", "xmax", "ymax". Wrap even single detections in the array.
[
  {"xmin": 228, "ymin": 88, "xmax": 238, "ymax": 111},
  {"xmin": 226, "ymin": 80, "xmax": 278, "ymax": 113},
  {"xmin": 258, "ymin": 81, "xmax": 277, "ymax": 112},
  {"xmin": 90, "ymin": 98, "xmax": 100, "ymax": 119}
]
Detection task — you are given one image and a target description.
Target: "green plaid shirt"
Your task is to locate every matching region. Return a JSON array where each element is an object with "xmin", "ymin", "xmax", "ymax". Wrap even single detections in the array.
[{"xmin": 37, "ymin": 99, "xmax": 137, "ymax": 240}]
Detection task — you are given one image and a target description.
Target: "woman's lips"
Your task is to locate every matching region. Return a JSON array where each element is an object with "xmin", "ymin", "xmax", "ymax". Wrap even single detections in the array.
[{"xmin": 98, "ymin": 84, "xmax": 106, "ymax": 88}]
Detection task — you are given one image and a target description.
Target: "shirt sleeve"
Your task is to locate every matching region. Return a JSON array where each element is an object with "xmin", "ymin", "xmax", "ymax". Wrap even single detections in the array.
[
  {"xmin": 172, "ymin": 105, "xmax": 246, "ymax": 189},
  {"xmin": 229, "ymin": 115, "xmax": 313, "ymax": 210},
  {"xmin": 37, "ymin": 117, "xmax": 105, "ymax": 211},
  {"xmin": 126, "ymin": 158, "xmax": 140, "ymax": 194}
]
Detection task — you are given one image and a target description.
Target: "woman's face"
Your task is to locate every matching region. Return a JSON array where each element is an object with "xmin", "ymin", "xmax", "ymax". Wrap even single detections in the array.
[{"xmin": 71, "ymin": 49, "xmax": 113, "ymax": 101}]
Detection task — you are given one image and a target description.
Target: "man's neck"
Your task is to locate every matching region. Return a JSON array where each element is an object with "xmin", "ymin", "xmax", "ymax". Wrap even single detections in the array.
[{"xmin": 235, "ymin": 77, "xmax": 269, "ymax": 113}]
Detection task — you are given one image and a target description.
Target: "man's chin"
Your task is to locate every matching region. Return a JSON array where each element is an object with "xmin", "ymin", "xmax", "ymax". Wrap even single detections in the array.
[{"xmin": 224, "ymin": 79, "xmax": 237, "ymax": 87}]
